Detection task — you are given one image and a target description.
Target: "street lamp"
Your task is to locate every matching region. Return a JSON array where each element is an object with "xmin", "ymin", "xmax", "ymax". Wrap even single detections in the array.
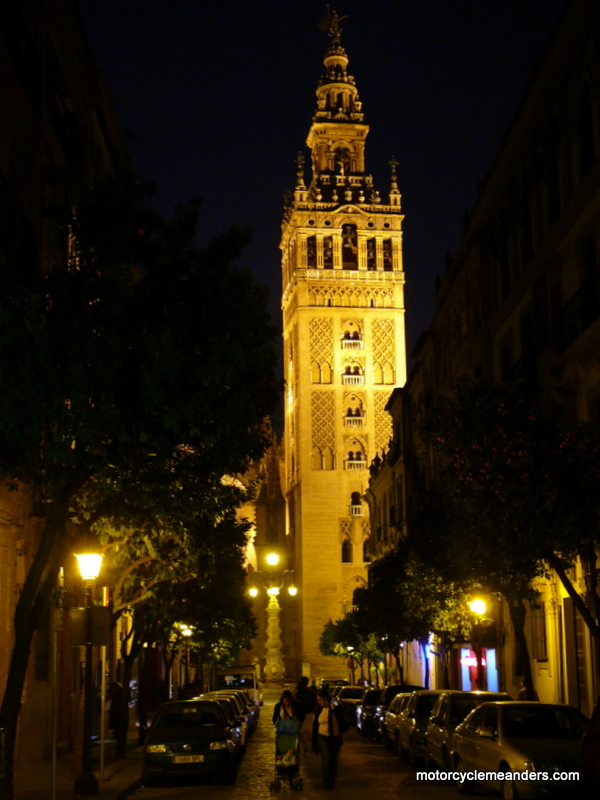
[
  {"xmin": 74, "ymin": 550, "xmax": 103, "ymax": 795},
  {"xmin": 247, "ymin": 552, "xmax": 297, "ymax": 684}
]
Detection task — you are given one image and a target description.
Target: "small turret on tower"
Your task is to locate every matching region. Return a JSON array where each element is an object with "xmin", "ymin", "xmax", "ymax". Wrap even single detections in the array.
[{"xmin": 389, "ymin": 156, "xmax": 401, "ymax": 208}]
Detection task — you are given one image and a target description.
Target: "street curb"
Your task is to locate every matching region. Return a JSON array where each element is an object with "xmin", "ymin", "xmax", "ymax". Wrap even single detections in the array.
[{"xmin": 116, "ymin": 776, "xmax": 142, "ymax": 800}]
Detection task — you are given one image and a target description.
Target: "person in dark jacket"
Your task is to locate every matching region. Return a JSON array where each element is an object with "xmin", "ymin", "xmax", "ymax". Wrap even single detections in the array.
[
  {"xmin": 312, "ymin": 689, "xmax": 347, "ymax": 789},
  {"xmin": 272, "ymin": 689, "xmax": 305, "ymax": 726}
]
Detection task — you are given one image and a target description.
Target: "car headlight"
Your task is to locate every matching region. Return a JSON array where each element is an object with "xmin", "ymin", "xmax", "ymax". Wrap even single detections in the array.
[
  {"xmin": 146, "ymin": 744, "xmax": 168, "ymax": 753},
  {"xmin": 524, "ymin": 761, "xmax": 536, "ymax": 771},
  {"xmin": 210, "ymin": 740, "xmax": 234, "ymax": 750}
]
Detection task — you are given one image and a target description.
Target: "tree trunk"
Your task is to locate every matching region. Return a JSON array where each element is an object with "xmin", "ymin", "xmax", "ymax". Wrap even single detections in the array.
[
  {"xmin": 391, "ymin": 647, "xmax": 404, "ymax": 684},
  {"xmin": 0, "ymin": 489, "xmax": 75, "ymax": 800},
  {"xmin": 507, "ymin": 597, "xmax": 536, "ymax": 699},
  {"xmin": 137, "ymin": 647, "xmax": 148, "ymax": 745}
]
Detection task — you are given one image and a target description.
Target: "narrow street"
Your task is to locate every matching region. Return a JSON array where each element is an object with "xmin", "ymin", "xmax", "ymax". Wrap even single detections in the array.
[{"xmin": 132, "ymin": 702, "xmax": 458, "ymax": 800}]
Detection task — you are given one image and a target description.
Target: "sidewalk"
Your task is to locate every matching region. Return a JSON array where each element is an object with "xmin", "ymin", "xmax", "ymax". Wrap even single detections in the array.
[{"xmin": 14, "ymin": 727, "xmax": 143, "ymax": 800}]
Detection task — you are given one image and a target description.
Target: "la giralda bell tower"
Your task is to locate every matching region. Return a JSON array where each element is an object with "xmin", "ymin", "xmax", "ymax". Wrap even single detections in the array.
[{"xmin": 281, "ymin": 11, "xmax": 407, "ymax": 677}]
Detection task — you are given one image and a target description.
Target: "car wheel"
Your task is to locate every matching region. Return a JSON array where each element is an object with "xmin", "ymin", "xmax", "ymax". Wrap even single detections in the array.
[
  {"xmin": 455, "ymin": 758, "xmax": 474, "ymax": 795},
  {"xmin": 501, "ymin": 772, "xmax": 521, "ymax": 800},
  {"xmin": 423, "ymin": 744, "xmax": 432, "ymax": 770},
  {"xmin": 221, "ymin": 758, "xmax": 238, "ymax": 785},
  {"xmin": 408, "ymin": 738, "xmax": 420, "ymax": 767}
]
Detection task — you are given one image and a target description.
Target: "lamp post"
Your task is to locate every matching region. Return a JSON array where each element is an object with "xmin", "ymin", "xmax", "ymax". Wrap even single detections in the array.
[
  {"xmin": 468, "ymin": 598, "xmax": 487, "ymax": 691},
  {"xmin": 74, "ymin": 552, "xmax": 103, "ymax": 795},
  {"xmin": 248, "ymin": 552, "xmax": 297, "ymax": 684}
]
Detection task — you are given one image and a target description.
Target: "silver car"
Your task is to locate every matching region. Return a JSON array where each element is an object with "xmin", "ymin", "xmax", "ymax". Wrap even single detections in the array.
[
  {"xmin": 396, "ymin": 690, "xmax": 445, "ymax": 765},
  {"xmin": 453, "ymin": 701, "xmax": 587, "ymax": 799},
  {"xmin": 425, "ymin": 690, "xmax": 512, "ymax": 770}
]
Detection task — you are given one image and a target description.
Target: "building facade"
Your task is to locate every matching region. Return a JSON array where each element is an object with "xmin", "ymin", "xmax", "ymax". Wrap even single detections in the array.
[
  {"xmin": 366, "ymin": 0, "xmax": 600, "ymax": 708},
  {"xmin": 281, "ymin": 13, "xmax": 407, "ymax": 678},
  {"xmin": 0, "ymin": 0, "xmax": 125, "ymax": 764}
]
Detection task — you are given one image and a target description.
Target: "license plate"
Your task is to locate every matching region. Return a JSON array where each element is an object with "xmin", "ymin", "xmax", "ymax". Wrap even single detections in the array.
[{"xmin": 173, "ymin": 755, "xmax": 204, "ymax": 764}]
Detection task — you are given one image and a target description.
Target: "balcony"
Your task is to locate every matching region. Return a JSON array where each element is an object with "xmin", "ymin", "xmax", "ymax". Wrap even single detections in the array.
[
  {"xmin": 345, "ymin": 460, "xmax": 366, "ymax": 470},
  {"xmin": 341, "ymin": 339, "xmax": 363, "ymax": 350},
  {"xmin": 344, "ymin": 415, "xmax": 364, "ymax": 427},
  {"xmin": 350, "ymin": 504, "xmax": 363, "ymax": 516},
  {"xmin": 342, "ymin": 374, "xmax": 364, "ymax": 385}
]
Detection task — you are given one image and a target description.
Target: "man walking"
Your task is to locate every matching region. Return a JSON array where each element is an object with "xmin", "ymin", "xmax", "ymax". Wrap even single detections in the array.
[{"xmin": 312, "ymin": 689, "xmax": 347, "ymax": 789}]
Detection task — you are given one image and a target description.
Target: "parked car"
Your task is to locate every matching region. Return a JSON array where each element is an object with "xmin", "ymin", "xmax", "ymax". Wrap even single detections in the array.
[
  {"xmin": 424, "ymin": 690, "xmax": 512, "ymax": 770},
  {"xmin": 200, "ymin": 696, "xmax": 246, "ymax": 756},
  {"xmin": 374, "ymin": 684, "xmax": 424, "ymax": 742},
  {"xmin": 201, "ymin": 692, "xmax": 252, "ymax": 744},
  {"xmin": 582, "ymin": 695, "xmax": 600, "ymax": 788},
  {"xmin": 382, "ymin": 691, "xmax": 414, "ymax": 750},
  {"xmin": 142, "ymin": 700, "xmax": 238, "ymax": 785},
  {"xmin": 396, "ymin": 689, "xmax": 445, "ymax": 765},
  {"xmin": 453, "ymin": 701, "xmax": 588, "ymax": 798},
  {"xmin": 356, "ymin": 688, "xmax": 383, "ymax": 736},
  {"xmin": 319, "ymin": 677, "xmax": 348, "ymax": 690},
  {"xmin": 335, "ymin": 686, "xmax": 367, "ymax": 726}
]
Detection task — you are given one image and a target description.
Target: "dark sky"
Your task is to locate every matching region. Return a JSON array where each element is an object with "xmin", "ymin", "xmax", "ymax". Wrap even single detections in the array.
[{"xmin": 78, "ymin": 0, "xmax": 568, "ymax": 360}]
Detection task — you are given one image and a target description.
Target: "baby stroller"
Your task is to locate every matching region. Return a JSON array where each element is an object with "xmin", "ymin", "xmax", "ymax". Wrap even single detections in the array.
[{"xmin": 269, "ymin": 717, "xmax": 303, "ymax": 792}]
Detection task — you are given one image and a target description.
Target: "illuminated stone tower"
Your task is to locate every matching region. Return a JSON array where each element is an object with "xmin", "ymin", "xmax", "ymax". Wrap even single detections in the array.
[{"xmin": 281, "ymin": 12, "xmax": 407, "ymax": 678}]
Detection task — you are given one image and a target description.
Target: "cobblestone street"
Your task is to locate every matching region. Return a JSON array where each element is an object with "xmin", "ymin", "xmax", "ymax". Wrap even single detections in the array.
[{"xmin": 132, "ymin": 697, "xmax": 459, "ymax": 800}]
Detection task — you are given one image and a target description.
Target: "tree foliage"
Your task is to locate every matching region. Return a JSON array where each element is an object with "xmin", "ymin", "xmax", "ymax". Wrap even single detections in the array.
[
  {"xmin": 0, "ymin": 163, "xmax": 279, "ymax": 796},
  {"xmin": 419, "ymin": 377, "xmax": 600, "ymax": 691}
]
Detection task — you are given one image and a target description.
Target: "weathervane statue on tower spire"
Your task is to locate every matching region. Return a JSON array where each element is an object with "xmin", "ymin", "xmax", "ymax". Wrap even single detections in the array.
[{"xmin": 319, "ymin": 7, "xmax": 348, "ymax": 46}]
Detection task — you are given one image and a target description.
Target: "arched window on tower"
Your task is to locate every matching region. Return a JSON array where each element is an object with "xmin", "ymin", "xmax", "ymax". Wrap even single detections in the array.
[
  {"xmin": 341, "ymin": 538, "xmax": 353, "ymax": 563},
  {"xmin": 350, "ymin": 492, "xmax": 363, "ymax": 516},
  {"xmin": 362, "ymin": 539, "xmax": 371, "ymax": 562},
  {"xmin": 311, "ymin": 449, "xmax": 322, "ymax": 470},
  {"xmin": 383, "ymin": 239, "xmax": 393, "ymax": 271},
  {"xmin": 367, "ymin": 238, "xmax": 376, "ymax": 270},
  {"xmin": 342, "ymin": 224, "xmax": 358, "ymax": 270},
  {"xmin": 307, "ymin": 235, "xmax": 317, "ymax": 268},
  {"xmin": 323, "ymin": 236, "xmax": 334, "ymax": 269}
]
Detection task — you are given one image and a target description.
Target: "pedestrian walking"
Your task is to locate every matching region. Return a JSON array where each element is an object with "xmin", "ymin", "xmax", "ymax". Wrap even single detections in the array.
[
  {"xmin": 312, "ymin": 688, "xmax": 347, "ymax": 790},
  {"xmin": 295, "ymin": 676, "xmax": 317, "ymax": 755}
]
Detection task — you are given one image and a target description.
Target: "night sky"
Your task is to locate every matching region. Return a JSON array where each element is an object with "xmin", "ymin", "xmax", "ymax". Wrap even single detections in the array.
[{"xmin": 79, "ymin": 0, "xmax": 568, "ymax": 362}]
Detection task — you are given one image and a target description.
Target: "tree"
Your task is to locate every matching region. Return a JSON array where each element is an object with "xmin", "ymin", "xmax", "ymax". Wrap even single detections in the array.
[
  {"xmin": 0, "ymin": 166, "xmax": 279, "ymax": 797},
  {"xmin": 352, "ymin": 544, "xmax": 474, "ymax": 688},
  {"xmin": 419, "ymin": 378, "xmax": 600, "ymax": 695}
]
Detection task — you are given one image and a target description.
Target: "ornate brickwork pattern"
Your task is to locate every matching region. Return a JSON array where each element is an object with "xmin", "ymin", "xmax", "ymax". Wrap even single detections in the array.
[
  {"xmin": 308, "ymin": 287, "xmax": 394, "ymax": 307},
  {"xmin": 361, "ymin": 520, "xmax": 371, "ymax": 541},
  {"xmin": 374, "ymin": 390, "xmax": 393, "ymax": 453},
  {"xmin": 311, "ymin": 391, "xmax": 335, "ymax": 450},
  {"xmin": 372, "ymin": 319, "xmax": 395, "ymax": 365},
  {"xmin": 339, "ymin": 519, "xmax": 353, "ymax": 540},
  {"xmin": 309, "ymin": 318, "xmax": 334, "ymax": 364}
]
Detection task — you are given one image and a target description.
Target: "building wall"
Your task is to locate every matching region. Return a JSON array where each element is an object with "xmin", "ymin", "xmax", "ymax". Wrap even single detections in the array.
[{"xmin": 0, "ymin": 0, "xmax": 125, "ymax": 764}]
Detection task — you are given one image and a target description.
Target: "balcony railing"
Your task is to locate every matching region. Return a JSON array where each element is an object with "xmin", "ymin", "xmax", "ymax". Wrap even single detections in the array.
[
  {"xmin": 344, "ymin": 416, "xmax": 364, "ymax": 427},
  {"xmin": 341, "ymin": 339, "xmax": 363, "ymax": 350},
  {"xmin": 342, "ymin": 374, "xmax": 364, "ymax": 385},
  {"xmin": 350, "ymin": 504, "xmax": 363, "ymax": 516},
  {"xmin": 345, "ymin": 460, "xmax": 366, "ymax": 470}
]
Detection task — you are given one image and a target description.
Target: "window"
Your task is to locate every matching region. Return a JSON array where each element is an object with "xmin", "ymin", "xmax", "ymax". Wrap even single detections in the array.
[{"xmin": 341, "ymin": 539, "xmax": 353, "ymax": 563}]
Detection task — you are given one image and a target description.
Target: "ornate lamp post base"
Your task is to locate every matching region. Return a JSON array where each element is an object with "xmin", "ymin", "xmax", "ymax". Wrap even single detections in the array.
[{"xmin": 265, "ymin": 593, "xmax": 285, "ymax": 683}]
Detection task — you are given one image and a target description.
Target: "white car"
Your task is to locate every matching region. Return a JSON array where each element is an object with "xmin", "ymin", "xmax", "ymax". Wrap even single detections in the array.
[{"xmin": 453, "ymin": 701, "xmax": 587, "ymax": 799}]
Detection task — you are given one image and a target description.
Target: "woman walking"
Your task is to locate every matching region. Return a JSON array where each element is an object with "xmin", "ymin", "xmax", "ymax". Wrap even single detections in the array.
[{"xmin": 312, "ymin": 689, "xmax": 347, "ymax": 790}]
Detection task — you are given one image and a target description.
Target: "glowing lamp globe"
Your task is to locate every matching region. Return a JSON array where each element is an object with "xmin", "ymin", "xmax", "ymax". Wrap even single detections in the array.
[
  {"xmin": 469, "ymin": 599, "xmax": 487, "ymax": 616},
  {"xmin": 266, "ymin": 553, "xmax": 280, "ymax": 567},
  {"xmin": 288, "ymin": 585, "xmax": 298, "ymax": 596},
  {"xmin": 75, "ymin": 553, "xmax": 103, "ymax": 581},
  {"xmin": 266, "ymin": 585, "xmax": 280, "ymax": 596},
  {"xmin": 249, "ymin": 587, "xmax": 259, "ymax": 598}
]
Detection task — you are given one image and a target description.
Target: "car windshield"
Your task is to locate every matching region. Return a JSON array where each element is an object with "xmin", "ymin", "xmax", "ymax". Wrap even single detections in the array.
[
  {"xmin": 155, "ymin": 703, "xmax": 223, "ymax": 729},
  {"xmin": 364, "ymin": 691, "xmax": 381, "ymax": 705},
  {"xmin": 448, "ymin": 694, "xmax": 509, "ymax": 725},
  {"xmin": 503, "ymin": 706, "xmax": 587, "ymax": 740},
  {"xmin": 216, "ymin": 673, "xmax": 254, "ymax": 690},
  {"xmin": 415, "ymin": 695, "xmax": 438, "ymax": 717},
  {"xmin": 341, "ymin": 689, "xmax": 365, "ymax": 700}
]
